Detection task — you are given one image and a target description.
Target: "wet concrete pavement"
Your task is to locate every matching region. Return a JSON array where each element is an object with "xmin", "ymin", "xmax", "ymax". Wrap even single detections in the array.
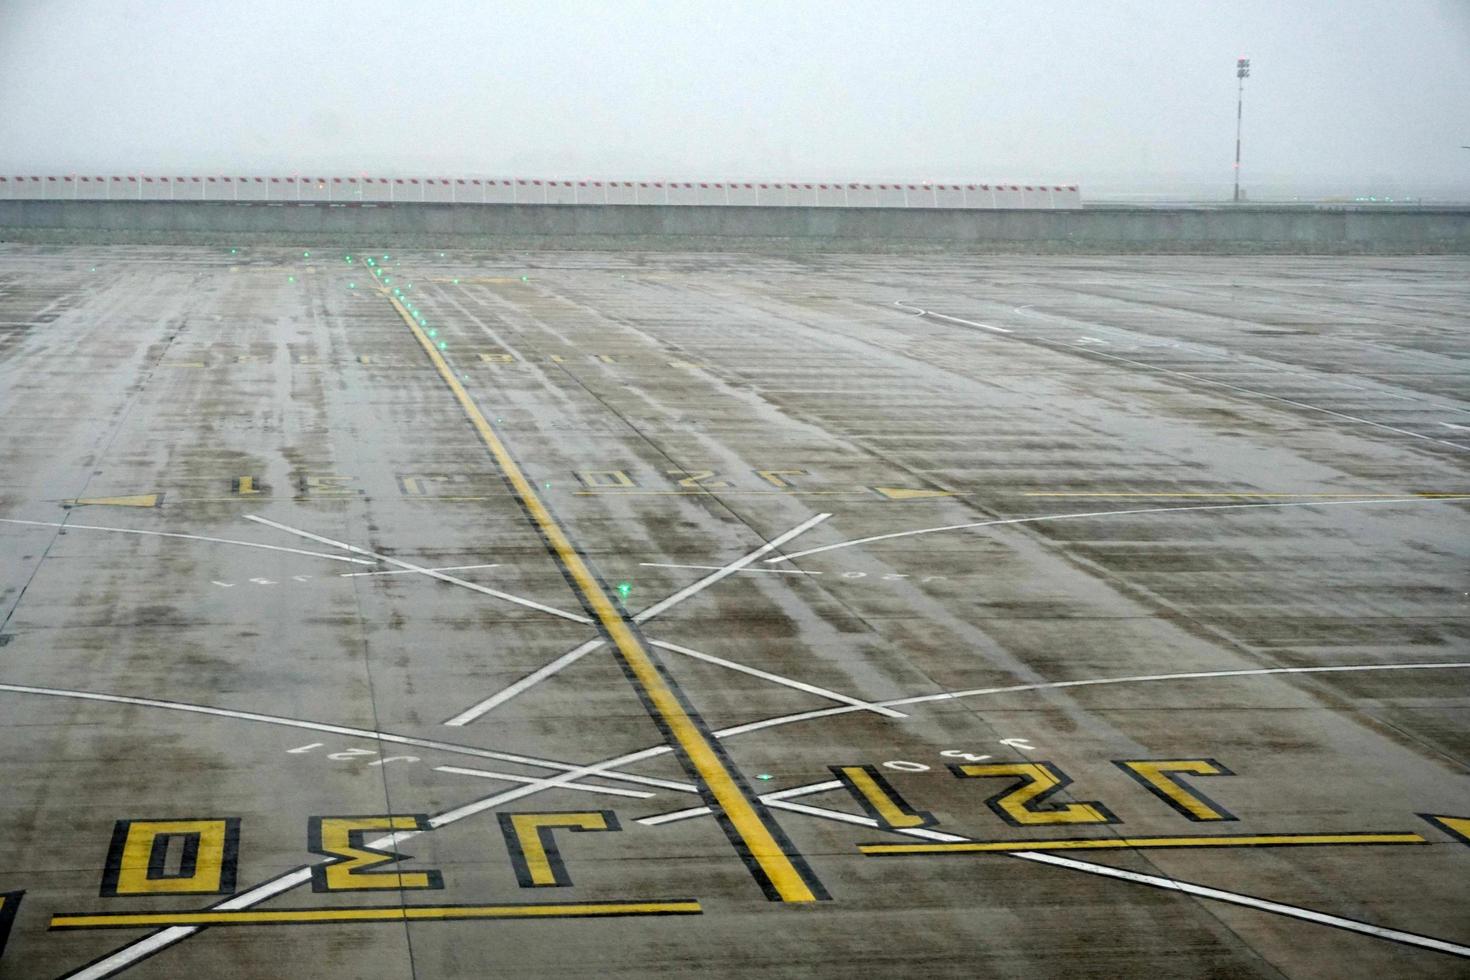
[{"xmin": 0, "ymin": 245, "xmax": 1467, "ymax": 977}]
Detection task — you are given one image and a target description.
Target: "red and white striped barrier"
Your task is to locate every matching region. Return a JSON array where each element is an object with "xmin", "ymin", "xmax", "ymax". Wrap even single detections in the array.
[{"xmin": 0, "ymin": 175, "xmax": 1082, "ymax": 209}]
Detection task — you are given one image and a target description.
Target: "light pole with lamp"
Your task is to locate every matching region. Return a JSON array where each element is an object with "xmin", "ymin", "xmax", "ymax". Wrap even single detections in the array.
[{"xmin": 1234, "ymin": 57, "xmax": 1251, "ymax": 203}]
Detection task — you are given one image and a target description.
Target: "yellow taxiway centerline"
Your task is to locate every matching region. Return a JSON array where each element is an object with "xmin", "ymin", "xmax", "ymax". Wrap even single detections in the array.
[{"xmin": 387, "ymin": 292, "xmax": 824, "ymax": 903}]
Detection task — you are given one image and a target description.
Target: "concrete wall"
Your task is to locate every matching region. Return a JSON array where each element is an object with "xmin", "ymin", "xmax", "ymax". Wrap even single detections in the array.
[{"xmin": 3, "ymin": 200, "xmax": 1467, "ymax": 252}]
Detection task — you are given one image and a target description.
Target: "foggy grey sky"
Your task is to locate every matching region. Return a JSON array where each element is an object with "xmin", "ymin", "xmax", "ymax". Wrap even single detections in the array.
[{"xmin": 2, "ymin": 0, "xmax": 1469, "ymax": 198}]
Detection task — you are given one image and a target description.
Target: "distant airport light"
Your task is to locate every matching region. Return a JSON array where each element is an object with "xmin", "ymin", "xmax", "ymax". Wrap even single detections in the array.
[{"xmin": 1233, "ymin": 58, "xmax": 1252, "ymax": 202}]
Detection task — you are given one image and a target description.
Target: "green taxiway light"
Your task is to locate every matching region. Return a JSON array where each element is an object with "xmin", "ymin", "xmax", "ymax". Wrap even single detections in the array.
[
  {"xmin": 348, "ymin": 283, "xmax": 356, "ymax": 288},
  {"xmin": 303, "ymin": 251, "xmax": 310, "ymax": 258},
  {"xmin": 520, "ymin": 275, "xmax": 530, "ymax": 281},
  {"xmin": 452, "ymin": 278, "xmax": 460, "ymax": 284},
  {"xmin": 616, "ymin": 582, "xmax": 632, "ymax": 600},
  {"xmin": 437, "ymin": 341, "xmax": 448, "ymax": 351},
  {"xmin": 229, "ymin": 248, "xmax": 237, "ymax": 254},
  {"xmin": 383, "ymin": 277, "xmax": 391, "ymax": 284},
  {"xmin": 288, "ymin": 276, "xmax": 296, "ymax": 283},
  {"xmin": 90, "ymin": 267, "xmax": 96, "ymax": 272},
  {"xmin": 755, "ymin": 774, "xmax": 774, "ymax": 781},
  {"xmin": 383, "ymin": 254, "xmax": 390, "ymax": 260},
  {"xmin": 427, "ymin": 329, "xmax": 437, "ymax": 338}
]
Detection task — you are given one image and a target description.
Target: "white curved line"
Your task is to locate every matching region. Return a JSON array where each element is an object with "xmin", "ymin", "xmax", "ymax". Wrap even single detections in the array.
[
  {"xmin": 766, "ymin": 496, "xmax": 1470, "ymax": 564},
  {"xmin": 0, "ymin": 517, "xmax": 377, "ymax": 565},
  {"xmin": 244, "ymin": 514, "xmax": 591, "ymax": 624},
  {"xmin": 0, "ymin": 682, "xmax": 689, "ymax": 793},
  {"xmin": 894, "ymin": 301, "xmax": 1011, "ymax": 332},
  {"xmin": 712, "ymin": 661, "xmax": 1470, "ymax": 739},
  {"xmin": 36, "ymin": 659, "xmax": 1470, "ymax": 974}
]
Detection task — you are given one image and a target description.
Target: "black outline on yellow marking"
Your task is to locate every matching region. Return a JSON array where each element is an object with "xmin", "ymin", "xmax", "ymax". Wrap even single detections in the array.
[
  {"xmin": 1419, "ymin": 814, "xmax": 1470, "ymax": 846},
  {"xmin": 859, "ymin": 831, "xmax": 1428, "ymax": 855},
  {"xmin": 950, "ymin": 762, "xmax": 1119, "ymax": 827},
  {"xmin": 231, "ymin": 476, "xmax": 264, "ymax": 496},
  {"xmin": 100, "ymin": 819, "xmax": 239, "ymax": 897},
  {"xmin": 499, "ymin": 810, "xmax": 620, "ymax": 888},
  {"xmin": 49, "ymin": 899, "xmax": 703, "ymax": 930},
  {"xmin": 0, "ymin": 891, "xmax": 22, "ymax": 961},
  {"xmin": 832, "ymin": 766, "xmax": 937, "ymax": 830},
  {"xmin": 575, "ymin": 469, "xmax": 640, "ymax": 489},
  {"xmin": 1114, "ymin": 759, "xmax": 1237, "ymax": 822},
  {"xmin": 667, "ymin": 469, "xmax": 733, "ymax": 490},
  {"xmin": 306, "ymin": 814, "xmax": 444, "ymax": 893},
  {"xmin": 387, "ymin": 291, "xmax": 827, "ymax": 903}
]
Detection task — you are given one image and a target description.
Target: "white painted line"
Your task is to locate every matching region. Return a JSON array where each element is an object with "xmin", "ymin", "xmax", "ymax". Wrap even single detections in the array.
[
  {"xmin": 62, "ymin": 868, "xmax": 319, "ymax": 980},
  {"xmin": 244, "ymin": 515, "xmax": 591, "ymax": 624},
  {"xmin": 711, "ymin": 661, "xmax": 1470, "ymax": 739},
  {"xmin": 1002, "ymin": 306, "xmax": 1469, "ymax": 450},
  {"xmin": 433, "ymin": 765, "xmax": 655, "ymax": 799},
  {"xmin": 0, "ymin": 682, "xmax": 691, "ymax": 793},
  {"xmin": 765, "ymin": 779, "xmax": 846, "ymax": 800},
  {"xmin": 341, "ymin": 563, "xmax": 500, "ymax": 578},
  {"xmin": 894, "ymin": 301, "xmax": 1012, "ymax": 333},
  {"xmin": 440, "ymin": 515, "xmax": 834, "ymax": 726},
  {"xmin": 766, "ymin": 496, "xmax": 1470, "ymax": 564},
  {"xmin": 64, "ymin": 741, "xmax": 679, "ymax": 979},
  {"xmin": 639, "ymin": 561, "xmax": 821, "ymax": 576},
  {"xmin": 1441, "ymin": 422, "xmax": 1470, "ymax": 432},
  {"xmin": 633, "ymin": 513, "xmax": 832, "ymax": 622},
  {"xmin": 650, "ymin": 639, "xmax": 906, "ymax": 719},
  {"xmin": 638, "ymin": 780, "xmax": 845, "ymax": 827},
  {"xmin": 0, "ymin": 517, "xmax": 376, "ymax": 565},
  {"xmin": 442, "ymin": 636, "xmax": 606, "ymax": 726},
  {"xmin": 758, "ymin": 798, "xmax": 1470, "ymax": 959},
  {"xmin": 57, "ymin": 660, "xmax": 1470, "ymax": 973},
  {"xmin": 638, "ymin": 805, "xmax": 711, "ymax": 826},
  {"xmin": 1014, "ymin": 849, "xmax": 1470, "ymax": 958}
]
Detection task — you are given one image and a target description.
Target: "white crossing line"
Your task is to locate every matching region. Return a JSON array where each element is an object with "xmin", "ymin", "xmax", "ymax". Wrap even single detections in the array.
[
  {"xmin": 0, "ymin": 517, "xmax": 376, "ymax": 565},
  {"xmin": 757, "ymin": 798, "xmax": 1470, "ymax": 959},
  {"xmin": 638, "ymin": 781, "xmax": 845, "ymax": 827},
  {"xmin": 442, "ymin": 637, "xmax": 606, "ymax": 727},
  {"xmin": 244, "ymin": 515, "xmax": 591, "ymax": 623},
  {"xmin": 433, "ymin": 765, "xmax": 655, "ymax": 799},
  {"xmin": 439, "ymin": 513, "xmax": 834, "ymax": 726},
  {"xmin": 633, "ymin": 513, "xmax": 831, "ymax": 622},
  {"xmin": 640, "ymin": 561, "xmax": 820, "ymax": 576},
  {"xmin": 341, "ymin": 563, "xmax": 499, "ymax": 578},
  {"xmin": 650, "ymin": 640, "xmax": 905, "ymax": 719}
]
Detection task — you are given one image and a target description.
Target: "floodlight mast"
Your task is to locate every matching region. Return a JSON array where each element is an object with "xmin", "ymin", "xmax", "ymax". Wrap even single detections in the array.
[{"xmin": 1234, "ymin": 57, "xmax": 1251, "ymax": 203}]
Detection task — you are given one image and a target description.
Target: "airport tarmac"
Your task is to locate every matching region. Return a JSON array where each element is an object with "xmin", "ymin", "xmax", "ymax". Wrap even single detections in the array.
[{"xmin": 0, "ymin": 245, "xmax": 1466, "ymax": 978}]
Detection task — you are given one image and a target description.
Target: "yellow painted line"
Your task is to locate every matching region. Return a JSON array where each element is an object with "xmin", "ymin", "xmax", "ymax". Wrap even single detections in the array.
[
  {"xmin": 68, "ymin": 494, "xmax": 162, "ymax": 508},
  {"xmin": 1021, "ymin": 492, "xmax": 1469, "ymax": 499},
  {"xmin": 872, "ymin": 487, "xmax": 960, "ymax": 500},
  {"xmin": 860, "ymin": 832, "xmax": 1427, "ymax": 855},
  {"xmin": 386, "ymin": 292, "xmax": 823, "ymax": 903},
  {"xmin": 51, "ymin": 900, "xmax": 701, "ymax": 929}
]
